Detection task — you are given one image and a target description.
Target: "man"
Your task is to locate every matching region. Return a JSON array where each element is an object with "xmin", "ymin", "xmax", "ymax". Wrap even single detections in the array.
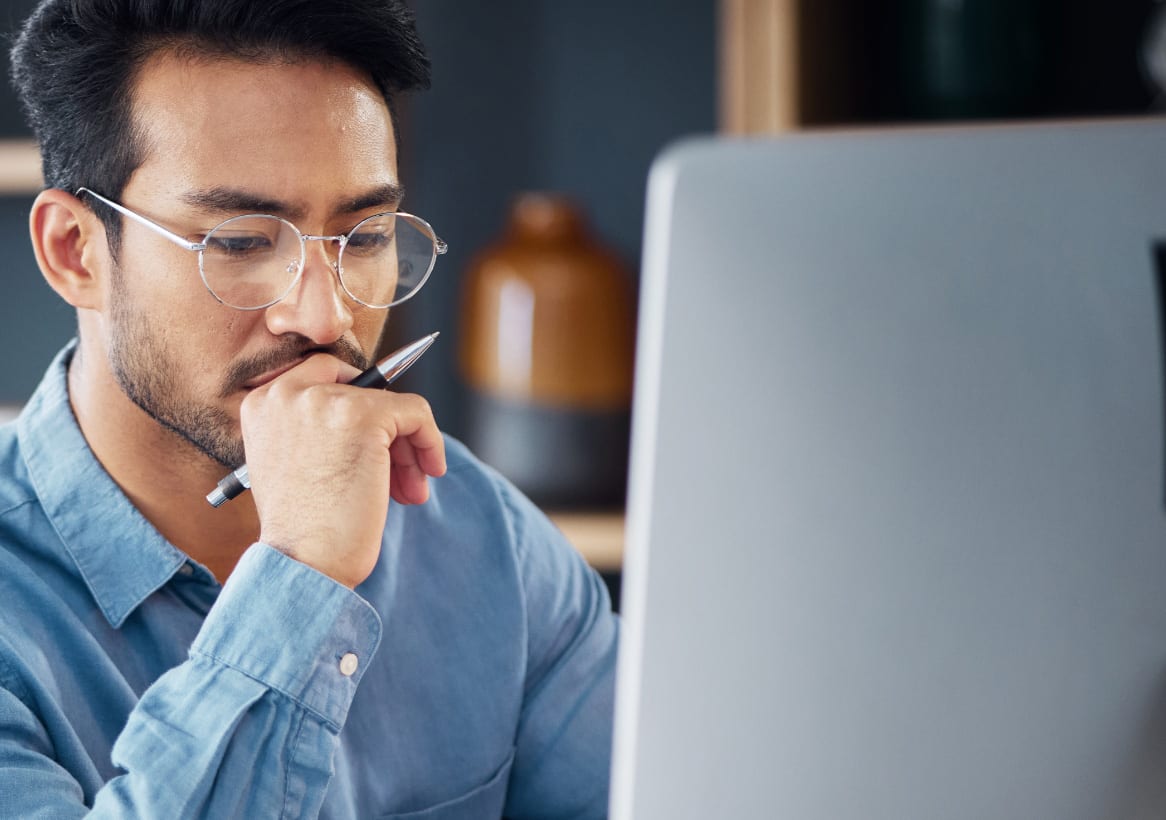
[{"xmin": 0, "ymin": 1, "xmax": 618, "ymax": 817}]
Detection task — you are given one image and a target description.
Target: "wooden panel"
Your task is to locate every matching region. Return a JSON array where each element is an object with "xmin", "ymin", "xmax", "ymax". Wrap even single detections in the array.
[
  {"xmin": 0, "ymin": 139, "xmax": 41, "ymax": 194},
  {"xmin": 719, "ymin": 0, "xmax": 799, "ymax": 133}
]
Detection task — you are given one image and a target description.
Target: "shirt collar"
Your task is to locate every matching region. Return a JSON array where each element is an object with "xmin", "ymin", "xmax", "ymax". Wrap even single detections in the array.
[{"xmin": 17, "ymin": 342, "xmax": 190, "ymax": 628}]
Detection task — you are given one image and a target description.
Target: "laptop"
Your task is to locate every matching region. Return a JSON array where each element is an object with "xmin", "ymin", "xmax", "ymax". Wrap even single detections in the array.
[{"xmin": 611, "ymin": 118, "xmax": 1166, "ymax": 819}]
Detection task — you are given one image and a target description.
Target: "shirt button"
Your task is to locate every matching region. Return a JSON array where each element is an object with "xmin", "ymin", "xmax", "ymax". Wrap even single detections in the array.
[
  {"xmin": 177, "ymin": 563, "xmax": 194, "ymax": 576},
  {"xmin": 339, "ymin": 652, "xmax": 359, "ymax": 677}
]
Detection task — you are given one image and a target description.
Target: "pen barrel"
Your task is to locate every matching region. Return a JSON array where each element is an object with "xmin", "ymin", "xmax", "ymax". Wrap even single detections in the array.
[
  {"xmin": 348, "ymin": 367, "xmax": 390, "ymax": 389},
  {"xmin": 208, "ymin": 469, "xmax": 248, "ymax": 508}
]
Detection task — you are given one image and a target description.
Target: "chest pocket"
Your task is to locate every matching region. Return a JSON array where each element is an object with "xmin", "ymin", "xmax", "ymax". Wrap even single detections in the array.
[{"xmin": 377, "ymin": 750, "xmax": 514, "ymax": 820}]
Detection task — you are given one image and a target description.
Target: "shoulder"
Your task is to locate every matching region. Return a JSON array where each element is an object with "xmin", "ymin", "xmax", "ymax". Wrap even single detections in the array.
[
  {"xmin": 386, "ymin": 434, "xmax": 589, "ymax": 594},
  {"xmin": 426, "ymin": 434, "xmax": 560, "ymax": 557},
  {"xmin": 0, "ymin": 420, "xmax": 35, "ymax": 517},
  {"xmin": 0, "ymin": 426, "xmax": 55, "ymax": 701},
  {"xmin": 412, "ymin": 435, "xmax": 606, "ymax": 615},
  {"xmin": 0, "ymin": 421, "xmax": 61, "ymax": 621},
  {"xmin": 439, "ymin": 434, "xmax": 506, "ymax": 488}
]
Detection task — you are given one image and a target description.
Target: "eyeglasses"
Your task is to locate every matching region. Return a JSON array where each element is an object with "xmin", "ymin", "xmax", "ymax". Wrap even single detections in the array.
[{"xmin": 77, "ymin": 187, "xmax": 447, "ymax": 311}]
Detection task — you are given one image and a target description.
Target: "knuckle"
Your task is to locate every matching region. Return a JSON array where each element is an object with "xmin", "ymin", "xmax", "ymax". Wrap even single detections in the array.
[
  {"xmin": 405, "ymin": 393, "xmax": 433, "ymax": 420},
  {"xmin": 298, "ymin": 384, "xmax": 342, "ymax": 420}
]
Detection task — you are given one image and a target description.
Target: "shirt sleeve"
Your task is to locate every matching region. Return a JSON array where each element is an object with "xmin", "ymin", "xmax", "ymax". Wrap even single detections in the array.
[
  {"xmin": 0, "ymin": 542, "xmax": 381, "ymax": 819},
  {"xmin": 499, "ymin": 484, "xmax": 621, "ymax": 820}
]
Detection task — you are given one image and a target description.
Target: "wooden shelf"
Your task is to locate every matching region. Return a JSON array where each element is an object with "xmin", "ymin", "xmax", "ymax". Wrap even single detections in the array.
[
  {"xmin": 0, "ymin": 139, "xmax": 41, "ymax": 194},
  {"xmin": 546, "ymin": 510, "xmax": 625, "ymax": 573}
]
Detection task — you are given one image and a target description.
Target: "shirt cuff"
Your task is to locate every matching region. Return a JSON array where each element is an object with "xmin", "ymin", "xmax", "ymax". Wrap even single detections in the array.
[{"xmin": 189, "ymin": 542, "xmax": 383, "ymax": 729}]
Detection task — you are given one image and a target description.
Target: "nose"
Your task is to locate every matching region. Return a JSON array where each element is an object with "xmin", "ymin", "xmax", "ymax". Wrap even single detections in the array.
[{"xmin": 263, "ymin": 239, "xmax": 353, "ymax": 344}]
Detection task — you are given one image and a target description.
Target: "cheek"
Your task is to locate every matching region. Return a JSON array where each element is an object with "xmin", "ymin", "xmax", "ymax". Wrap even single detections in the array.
[
  {"xmin": 353, "ymin": 310, "xmax": 389, "ymax": 353},
  {"xmin": 112, "ymin": 244, "xmax": 223, "ymax": 331},
  {"xmin": 180, "ymin": 308, "xmax": 254, "ymax": 380}
]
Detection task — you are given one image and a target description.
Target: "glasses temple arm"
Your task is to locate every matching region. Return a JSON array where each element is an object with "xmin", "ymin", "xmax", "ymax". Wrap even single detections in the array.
[{"xmin": 75, "ymin": 187, "xmax": 204, "ymax": 252}]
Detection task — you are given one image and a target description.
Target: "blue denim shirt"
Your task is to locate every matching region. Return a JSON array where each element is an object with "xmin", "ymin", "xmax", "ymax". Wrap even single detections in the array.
[{"xmin": 0, "ymin": 345, "xmax": 618, "ymax": 818}]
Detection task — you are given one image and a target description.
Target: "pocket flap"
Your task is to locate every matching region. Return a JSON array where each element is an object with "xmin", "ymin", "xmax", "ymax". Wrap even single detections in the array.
[{"xmin": 377, "ymin": 750, "xmax": 515, "ymax": 819}]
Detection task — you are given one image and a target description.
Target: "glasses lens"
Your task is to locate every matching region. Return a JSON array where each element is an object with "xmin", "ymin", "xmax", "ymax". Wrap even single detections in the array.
[
  {"xmin": 200, "ymin": 215, "xmax": 302, "ymax": 309},
  {"xmin": 338, "ymin": 213, "xmax": 438, "ymax": 309}
]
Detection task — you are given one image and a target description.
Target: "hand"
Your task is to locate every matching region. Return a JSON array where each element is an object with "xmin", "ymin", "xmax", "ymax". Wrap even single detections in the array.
[{"xmin": 239, "ymin": 353, "xmax": 446, "ymax": 588}]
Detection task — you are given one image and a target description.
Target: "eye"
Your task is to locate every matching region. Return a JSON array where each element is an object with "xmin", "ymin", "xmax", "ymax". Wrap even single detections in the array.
[
  {"xmin": 205, "ymin": 233, "xmax": 275, "ymax": 256},
  {"xmin": 343, "ymin": 215, "xmax": 399, "ymax": 257},
  {"xmin": 345, "ymin": 229, "xmax": 392, "ymax": 253}
]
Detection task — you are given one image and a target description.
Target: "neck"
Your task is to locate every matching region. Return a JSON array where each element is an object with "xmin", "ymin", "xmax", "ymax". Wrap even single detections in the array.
[{"xmin": 67, "ymin": 340, "xmax": 259, "ymax": 583}]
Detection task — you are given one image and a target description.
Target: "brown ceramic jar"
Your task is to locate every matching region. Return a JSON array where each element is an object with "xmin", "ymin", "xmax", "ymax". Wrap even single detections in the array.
[{"xmin": 458, "ymin": 193, "xmax": 636, "ymax": 507}]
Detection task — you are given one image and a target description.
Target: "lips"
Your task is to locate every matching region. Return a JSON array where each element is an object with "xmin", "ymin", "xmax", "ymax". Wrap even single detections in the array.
[
  {"xmin": 240, "ymin": 357, "xmax": 306, "ymax": 390},
  {"xmin": 225, "ymin": 337, "xmax": 369, "ymax": 396}
]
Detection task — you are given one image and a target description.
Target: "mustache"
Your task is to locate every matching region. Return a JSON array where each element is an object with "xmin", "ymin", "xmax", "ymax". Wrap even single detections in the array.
[{"xmin": 220, "ymin": 335, "xmax": 370, "ymax": 396}]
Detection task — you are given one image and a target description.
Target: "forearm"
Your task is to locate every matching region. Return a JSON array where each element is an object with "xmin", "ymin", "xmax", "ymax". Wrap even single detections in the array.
[{"xmin": 1, "ymin": 544, "xmax": 381, "ymax": 818}]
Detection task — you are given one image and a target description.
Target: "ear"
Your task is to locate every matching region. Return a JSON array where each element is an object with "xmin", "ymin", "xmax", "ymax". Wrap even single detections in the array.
[{"xmin": 29, "ymin": 188, "xmax": 110, "ymax": 311}]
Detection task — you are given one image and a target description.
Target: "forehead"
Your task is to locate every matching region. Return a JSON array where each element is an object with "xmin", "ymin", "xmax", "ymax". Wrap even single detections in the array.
[{"xmin": 125, "ymin": 51, "xmax": 399, "ymax": 207}]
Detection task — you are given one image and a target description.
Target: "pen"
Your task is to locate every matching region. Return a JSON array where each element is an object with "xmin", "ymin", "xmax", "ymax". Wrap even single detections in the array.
[{"xmin": 206, "ymin": 331, "xmax": 440, "ymax": 508}]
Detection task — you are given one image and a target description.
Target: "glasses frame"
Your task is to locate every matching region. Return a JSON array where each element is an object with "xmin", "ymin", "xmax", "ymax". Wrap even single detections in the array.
[{"xmin": 76, "ymin": 187, "xmax": 448, "ymax": 311}]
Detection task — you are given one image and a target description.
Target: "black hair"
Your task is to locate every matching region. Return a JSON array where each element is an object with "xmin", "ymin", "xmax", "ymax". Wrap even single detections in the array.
[{"xmin": 9, "ymin": 0, "xmax": 431, "ymax": 249}]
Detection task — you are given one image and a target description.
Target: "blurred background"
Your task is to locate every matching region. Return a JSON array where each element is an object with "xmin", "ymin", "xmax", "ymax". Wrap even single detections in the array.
[{"xmin": 0, "ymin": 0, "xmax": 1163, "ymax": 578}]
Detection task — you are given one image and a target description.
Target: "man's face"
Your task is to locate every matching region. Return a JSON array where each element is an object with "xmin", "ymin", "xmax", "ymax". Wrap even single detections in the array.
[{"xmin": 100, "ymin": 52, "xmax": 400, "ymax": 467}]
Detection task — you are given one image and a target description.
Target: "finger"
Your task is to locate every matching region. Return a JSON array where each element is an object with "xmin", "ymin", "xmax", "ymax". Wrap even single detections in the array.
[
  {"xmin": 253, "ymin": 352, "xmax": 363, "ymax": 397},
  {"xmin": 290, "ymin": 353, "xmax": 364, "ymax": 387},
  {"xmin": 390, "ymin": 461, "xmax": 430, "ymax": 505},
  {"xmin": 388, "ymin": 426, "xmax": 446, "ymax": 478},
  {"xmin": 383, "ymin": 395, "xmax": 447, "ymax": 477},
  {"xmin": 387, "ymin": 436, "xmax": 436, "ymax": 504}
]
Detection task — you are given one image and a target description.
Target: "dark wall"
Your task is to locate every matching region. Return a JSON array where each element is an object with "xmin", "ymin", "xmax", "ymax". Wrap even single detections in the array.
[
  {"xmin": 0, "ymin": 196, "xmax": 74, "ymax": 404},
  {"xmin": 0, "ymin": 0, "xmax": 73, "ymax": 404}
]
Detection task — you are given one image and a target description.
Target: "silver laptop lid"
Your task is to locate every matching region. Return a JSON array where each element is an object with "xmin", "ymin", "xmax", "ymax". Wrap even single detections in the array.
[{"xmin": 612, "ymin": 119, "xmax": 1166, "ymax": 819}]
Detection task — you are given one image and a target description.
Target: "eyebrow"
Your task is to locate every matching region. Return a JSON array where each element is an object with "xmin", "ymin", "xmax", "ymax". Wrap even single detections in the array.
[
  {"xmin": 336, "ymin": 184, "xmax": 407, "ymax": 215},
  {"xmin": 179, "ymin": 183, "xmax": 407, "ymax": 221}
]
